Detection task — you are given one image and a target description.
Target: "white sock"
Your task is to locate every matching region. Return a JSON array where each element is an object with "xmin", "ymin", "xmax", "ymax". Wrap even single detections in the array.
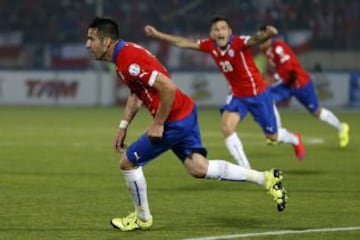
[
  {"xmin": 273, "ymin": 104, "xmax": 282, "ymax": 128},
  {"xmin": 277, "ymin": 128, "xmax": 299, "ymax": 145},
  {"xmin": 225, "ymin": 133, "xmax": 251, "ymax": 169},
  {"xmin": 205, "ymin": 160, "xmax": 264, "ymax": 186},
  {"xmin": 122, "ymin": 167, "xmax": 152, "ymax": 221},
  {"xmin": 319, "ymin": 108, "xmax": 342, "ymax": 131}
]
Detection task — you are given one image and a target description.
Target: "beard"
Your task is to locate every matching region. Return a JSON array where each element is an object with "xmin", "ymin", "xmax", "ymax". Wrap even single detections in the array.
[{"xmin": 94, "ymin": 46, "xmax": 108, "ymax": 60}]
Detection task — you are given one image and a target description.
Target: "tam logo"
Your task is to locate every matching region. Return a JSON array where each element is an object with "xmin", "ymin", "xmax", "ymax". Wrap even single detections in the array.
[{"xmin": 26, "ymin": 80, "xmax": 78, "ymax": 98}]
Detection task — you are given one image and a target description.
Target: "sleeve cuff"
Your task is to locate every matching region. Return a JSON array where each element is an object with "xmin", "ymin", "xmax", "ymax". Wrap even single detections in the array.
[{"xmin": 149, "ymin": 70, "xmax": 159, "ymax": 86}]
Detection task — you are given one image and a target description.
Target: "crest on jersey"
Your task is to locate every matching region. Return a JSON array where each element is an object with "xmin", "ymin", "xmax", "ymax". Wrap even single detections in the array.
[
  {"xmin": 128, "ymin": 63, "xmax": 140, "ymax": 76},
  {"xmin": 275, "ymin": 46, "xmax": 284, "ymax": 54},
  {"xmin": 228, "ymin": 49, "xmax": 235, "ymax": 57}
]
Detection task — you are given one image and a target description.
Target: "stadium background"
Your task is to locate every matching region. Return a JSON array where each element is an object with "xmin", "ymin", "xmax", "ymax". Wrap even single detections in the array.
[
  {"xmin": 0, "ymin": 0, "xmax": 359, "ymax": 107},
  {"xmin": 1, "ymin": 1, "xmax": 360, "ymax": 240}
]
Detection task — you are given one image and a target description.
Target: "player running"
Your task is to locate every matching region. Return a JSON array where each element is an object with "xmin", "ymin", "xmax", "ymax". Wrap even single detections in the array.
[
  {"xmin": 145, "ymin": 15, "xmax": 305, "ymax": 168},
  {"xmin": 257, "ymin": 26, "xmax": 349, "ymax": 148},
  {"xmin": 86, "ymin": 16, "xmax": 287, "ymax": 232}
]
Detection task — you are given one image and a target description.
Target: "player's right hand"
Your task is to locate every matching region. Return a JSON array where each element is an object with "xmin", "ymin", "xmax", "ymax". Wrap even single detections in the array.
[{"xmin": 146, "ymin": 122, "xmax": 164, "ymax": 141}]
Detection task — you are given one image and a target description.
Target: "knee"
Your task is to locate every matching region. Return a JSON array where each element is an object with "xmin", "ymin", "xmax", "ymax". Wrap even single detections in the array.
[
  {"xmin": 185, "ymin": 160, "xmax": 208, "ymax": 178},
  {"xmin": 221, "ymin": 122, "xmax": 235, "ymax": 136},
  {"xmin": 188, "ymin": 168, "xmax": 207, "ymax": 178},
  {"xmin": 313, "ymin": 108, "xmax": 321, "ymax": 118},
  {"xmin": 119, "ymin": 156, "xmax": 135, "ymax": 170}
]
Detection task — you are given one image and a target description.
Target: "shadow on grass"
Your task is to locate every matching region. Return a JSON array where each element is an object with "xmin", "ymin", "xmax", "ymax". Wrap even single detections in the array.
[
  {"xmin": 284, "ymin": 169, "xmax": 324, "ymax": 175},
  {"xmin": 204, "ymin": 216, "xmax": 266, "ymax": 229},
  {"xmin": 0, "ymin": 170, "xmax": 118, "ymax": 177},
  {"xmin": 0, "ymin": 227, "xmax": 110, "ymax": 232}
]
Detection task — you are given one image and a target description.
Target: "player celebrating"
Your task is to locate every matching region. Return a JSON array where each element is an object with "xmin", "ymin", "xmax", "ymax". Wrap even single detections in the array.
[
  {"xmin": 86, "ymin": 17, "xmax": 287, "ymax": 231},
  {"xmin": 257, "ymin": 26, "xmax": 349, "ymax": 148},
  {"xmin": 145, "ymin": 15, "xmax": 305, "ymax": 168}
]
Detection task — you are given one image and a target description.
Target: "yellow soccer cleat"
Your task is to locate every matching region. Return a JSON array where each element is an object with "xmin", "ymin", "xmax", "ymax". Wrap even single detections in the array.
[
  {"xmin": 264, "ymin": 168, "xmax": 283, "ymax": 190},
  {"xmin": 111, "ymin": 212, "xmax": 153, "ymax": 231},
  {"xmin": 266, "ymin": 138, "xmax": 279, "ymax": 146},
  {"xmin": 264, "ymin": 169, "xmax": 287, "ymax": 212},
  {"xmin": 339, "ymin": 123, "xmax": 350, "ymax": 148}
]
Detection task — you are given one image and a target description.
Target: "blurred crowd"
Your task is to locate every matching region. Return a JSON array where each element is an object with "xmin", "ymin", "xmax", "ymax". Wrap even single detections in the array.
[
  {"xmin": 1, "ymin": 0, "xmax": 359, "ymax": 49},
  {"xmin": 0, "ymin": 0, "xmax": 359, "ymax": 70}
]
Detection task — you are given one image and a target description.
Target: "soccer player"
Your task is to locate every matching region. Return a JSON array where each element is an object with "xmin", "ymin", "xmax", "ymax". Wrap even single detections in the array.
[
  {"xmin": 257, "ymin": 26, "xmax": 350, "ymax": 148},
  {"xmin": 144, "ymin": 16, "xmax": 305, "ymax": 168},
  {"xmin": 86, "ymin": 17, "xmax": 287, "ymax": 232}
]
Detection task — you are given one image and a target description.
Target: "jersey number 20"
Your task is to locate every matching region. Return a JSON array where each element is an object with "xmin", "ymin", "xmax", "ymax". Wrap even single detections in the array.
[{"xmin": 219, "ymin": 61, "xmax": 233, "ymax": 72}]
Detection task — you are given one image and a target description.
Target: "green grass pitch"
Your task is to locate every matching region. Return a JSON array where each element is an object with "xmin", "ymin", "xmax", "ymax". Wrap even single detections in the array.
[{"xmin": 0, "ymin": 106, "xmax": 359, "ymax": 240}]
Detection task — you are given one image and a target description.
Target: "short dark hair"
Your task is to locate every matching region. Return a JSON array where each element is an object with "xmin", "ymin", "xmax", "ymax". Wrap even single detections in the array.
[
  {"xmin": 258, "ymin": 25, "xmax": 267, "ymax": 31},
  {"xmin": 88, "ymin": 16, "xmax": 119, "ymax": 40},
  {"xmin": 210, "ymin": 15, "xmax": 231, "ymax": 28}
]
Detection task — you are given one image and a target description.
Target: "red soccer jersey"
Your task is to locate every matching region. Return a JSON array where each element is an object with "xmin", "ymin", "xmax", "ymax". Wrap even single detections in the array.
[
  {"xmin": 199, "ymin": 36, "xmax": 267, "ymax": 97},
  {"xmin": 113, "ymin": 40, "xmax": 194, "ymax": 122},
  {"xmin": 264, "ymin": 39, "xmax": 310, "ymax": 88}
]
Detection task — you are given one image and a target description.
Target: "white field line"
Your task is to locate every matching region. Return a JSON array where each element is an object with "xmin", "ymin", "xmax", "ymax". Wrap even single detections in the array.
[{"xmin": 183, "ymin": 226, "xmax": 360, "ymax": 240}]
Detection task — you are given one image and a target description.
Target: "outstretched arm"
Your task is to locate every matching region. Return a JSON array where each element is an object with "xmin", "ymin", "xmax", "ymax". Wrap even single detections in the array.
[
  {"xmin": 144, "ymin": 25, "xmax": 200, "ymax": 50},
  {"xmin": 246, "ymin": 25, "xmax": 278, "ymax": 48}
]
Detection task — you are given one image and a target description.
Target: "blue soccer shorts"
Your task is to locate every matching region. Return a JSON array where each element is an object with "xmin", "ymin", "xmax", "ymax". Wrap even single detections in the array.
[
  {"xmin": 270, "ymin": 80, "xmax": 320, "ymax": 113},
  {"xmin": 126, "ymin": 106, "xmax": 208, "ymax": 166},
  {"xmin": 220, "ymin": 89, "xmax": 278, "ymax": 135}
]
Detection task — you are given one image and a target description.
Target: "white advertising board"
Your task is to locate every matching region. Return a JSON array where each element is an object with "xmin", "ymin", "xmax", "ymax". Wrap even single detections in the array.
[
  {"xmin": 0, "ymin": 70, "xmax": 351, "ymax": 107},
  {"xmin": 287, "ymin": 72, "xmax": 350, "ymax": 108},
  {"xmin": 0, "ymin": 70, "xmax": 115, "ymax": 105},
  {"xmin": 172, "ymin": 72, "xmax": 229, "ymax": 107},
  {"xmin": 172, "ymin": 72, "xmax": 350, "ymax": 108}
]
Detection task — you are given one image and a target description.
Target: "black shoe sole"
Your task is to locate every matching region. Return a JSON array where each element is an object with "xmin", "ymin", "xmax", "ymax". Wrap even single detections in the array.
[
  {"xmin": 274, "ymin": 182, "xmax": 287, "ymax": 212},
  {"xmin": 110, "ymin": 220, "xmax": 119, "ymax": 229},
  {"xmin": 273, "ymin": 169, "xmax": 287, "ymax": 212}
]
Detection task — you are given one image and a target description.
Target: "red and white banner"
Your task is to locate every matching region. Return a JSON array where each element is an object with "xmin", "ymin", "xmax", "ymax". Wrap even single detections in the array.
[
  {"xmin": 50, "ymin": 43, "xmax": 90, "ymax": 69},
  {"xmin": 0, "ymin": 31, "xmax": 24, "ymax": 67},
  {"xmin": 286, "ymin": 30, "xmax": 313, "ymax": 53}
]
